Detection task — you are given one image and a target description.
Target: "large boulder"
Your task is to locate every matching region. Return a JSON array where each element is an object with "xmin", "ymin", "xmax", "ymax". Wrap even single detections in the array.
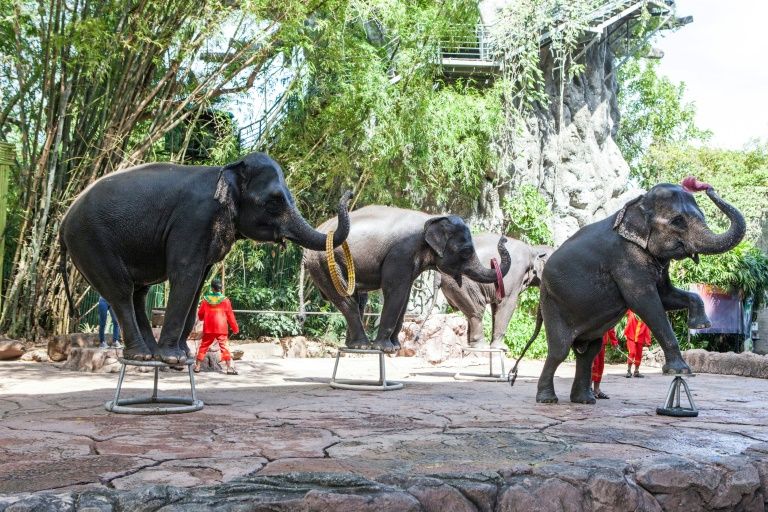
[
  {"xmin": 62, "ymin": 347, "xmax": 122, "ymax": 373},
  {"xmin": 398, "ymin": 313, "xmax": 468, "ymax": 364},
  {"xmin": 0, "ymin": 338, "xmax": 24, "ymax": 360},
  {"xmin": 47, "ymin": 333, "xmax": 112, "ymax": 362},
  {"xmin": 683, "ymin": 349, "xmax": 768, "ymax": 379}
]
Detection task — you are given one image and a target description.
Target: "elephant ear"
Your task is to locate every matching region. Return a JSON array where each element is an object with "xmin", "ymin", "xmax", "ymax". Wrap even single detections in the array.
[
  {"xmin": 613, "ymin": 195, "xmax": 650, "ymax": 249},
  {"xmin": 423, "ymin": 216, "xmax": 453, "ymax": 257},
  {"xmin": 215, "ymin": 159, "xmax": 245, "ymax": 205}
]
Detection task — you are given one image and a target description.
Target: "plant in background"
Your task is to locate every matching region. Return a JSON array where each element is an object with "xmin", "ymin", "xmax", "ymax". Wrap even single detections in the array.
[{"xmin": 501, "ymin": 184, "xmax": 554, "ymax": 246}]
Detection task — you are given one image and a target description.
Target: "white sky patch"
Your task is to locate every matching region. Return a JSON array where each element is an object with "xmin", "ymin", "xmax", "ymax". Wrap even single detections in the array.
[{"xmin": 655, "ymin": 0, "xmax": 768, "ymax": 149}]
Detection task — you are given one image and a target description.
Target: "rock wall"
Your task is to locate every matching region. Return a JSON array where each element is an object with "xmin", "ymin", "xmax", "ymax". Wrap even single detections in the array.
[{"xmin": 475, "ymin": 41, "xmax": 641, "ymax": 245}]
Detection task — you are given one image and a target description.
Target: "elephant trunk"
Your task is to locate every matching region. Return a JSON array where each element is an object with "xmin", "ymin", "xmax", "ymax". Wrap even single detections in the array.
[
  {"xmin": 285, "ymin": 191, "xmax": 352, "ymax": 251},
  {"xmin": 692, "ymin": 188, "xmax": 746, "ymax": 255},
  {"xmin": 462, "ymin": 237, "xmax": 512, "ymax": 283}
]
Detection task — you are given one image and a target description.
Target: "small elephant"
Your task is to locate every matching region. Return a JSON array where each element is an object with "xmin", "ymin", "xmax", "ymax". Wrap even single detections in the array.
[
  {"xmin": 532, "ymin": 183, "xmax": 745, "ymax": 404},
  {"xmin": 438, "ymin": 234, "xmax": 553, "ymax": 350},
  {"xmin": 60, "ymin": 152, "xmax": 351, "ymax": 363},
  {"xmin": 304, "ymin": 206, "xmax": 511, "ymax": 352}
]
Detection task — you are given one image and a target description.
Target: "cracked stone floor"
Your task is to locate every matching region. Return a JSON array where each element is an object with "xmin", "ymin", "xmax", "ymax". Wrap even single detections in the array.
[{"xmin": 0, "ymin": 350, "xmax": 767, "ymax": 496}]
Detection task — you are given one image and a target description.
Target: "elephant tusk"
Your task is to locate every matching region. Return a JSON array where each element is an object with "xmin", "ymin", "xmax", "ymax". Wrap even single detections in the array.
[
  {"xmin": 491, "ymin": 258, "xmax": 505, "ymax": 300},
  {"xmin": 326, "ymin": 230, "xmax": 356, "ymax": 297}
]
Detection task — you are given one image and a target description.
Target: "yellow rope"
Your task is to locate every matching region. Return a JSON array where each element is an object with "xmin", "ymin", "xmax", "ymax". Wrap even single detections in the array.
[{"xmin": 326, "ymin": 230, "xmax": 355, "ymax": 297}]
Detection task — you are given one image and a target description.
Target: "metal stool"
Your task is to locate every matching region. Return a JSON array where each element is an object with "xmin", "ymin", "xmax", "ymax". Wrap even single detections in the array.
[
  {"xmin": 330, "ymin": 348, "xmax": 403, "ymax": 391},
  {"xmin": 656, "ymin": 374, "xmax": 698, "ymax": 417},
  {"xmin": 105, "ymin": 358, "xmax": 204, "ymax": 414},
  {"xmin": 454, "ymin": 347, "xmax": 507, "ymax": 382}
]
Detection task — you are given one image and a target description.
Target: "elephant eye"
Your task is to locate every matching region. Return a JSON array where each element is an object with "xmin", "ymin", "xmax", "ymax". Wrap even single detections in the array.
[
  {"xmin": 460, "ymin": 247, "xmax": 473, "ymax": 260},
  {"xmin": 671, "ymin": 216, "xmax": 687, "ymax": 229}
]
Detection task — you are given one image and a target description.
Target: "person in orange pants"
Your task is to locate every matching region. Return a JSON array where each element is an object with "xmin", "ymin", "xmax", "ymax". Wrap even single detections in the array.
[
  {"xmin": 623, "ymin": 310, "xmax": 651, "ymax": 378},
  {"xmin": 592, "ymin": 327, "xmax": 619, "ymax": 399},
  {"xmin": 194, "ymin": 279, "xmax": 239, "ymax": 375}
]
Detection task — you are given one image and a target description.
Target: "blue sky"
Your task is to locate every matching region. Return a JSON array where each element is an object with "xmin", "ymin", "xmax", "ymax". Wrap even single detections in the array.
[{"xmin": 654, "ymin": 0, "xmax": 768, "ymax": 149}]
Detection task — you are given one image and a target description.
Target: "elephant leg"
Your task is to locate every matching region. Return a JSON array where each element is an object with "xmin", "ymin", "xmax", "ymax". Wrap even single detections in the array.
[
  {"xmin": 177, "ymin": 266, "xmax": 212, "ymax": 357},
  {"xmin": 536, "ymin": 305, "xmax": 571, "ymax": 404},
  {"xmin": 375, "ymin": 271, "xmax": 414, "ymax": 354},
  {"xmin": 619, "ymin": 279, "xmax": 690, "ymax": 375},
  {"xmin": 490, "ymin": 295, "xmax": 519, "ymax": 350},
  {"xmin": 133, "ymin": 286, "xmax": 158, "ymax": 354},
  {"xmin": 156, "ymin": 266, "xmax": 207, "ymax": 364},
  {"xmin": 658, "ymin": 272, "xmax": 710, "ymax": 329},
  {"xmin": 389, "ymin": 299, "xmax": 408, "ymax": 350},
  {"xmin": 467, "ymin": 313, "xmax": 486, "ymax": 348},
  {"xmin": 570, "ymin": 338, "xmax": 602, "ymax": 404}
]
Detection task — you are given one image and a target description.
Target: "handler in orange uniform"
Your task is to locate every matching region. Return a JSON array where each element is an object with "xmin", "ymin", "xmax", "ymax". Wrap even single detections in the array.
[
  {"xmin": 194, "ymin": 279, "xmax": 239, "ymax": 375},
  {"xmin": 623, "ymin": 310, "xmax": 651, "ymax": 378},
  {"xmin": 592, "ymin": 327, "xmax": 619, "ymax": 399}
]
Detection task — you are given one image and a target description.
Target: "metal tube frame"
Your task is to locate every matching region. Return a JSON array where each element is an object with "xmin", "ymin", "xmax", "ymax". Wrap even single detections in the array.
[
  {"xmin": 330, "ymin": 348, "xmax": 403, "ymax": 391},
  {"xmin": 454, "ymin": 346, "xmax": 507, "ymax": 382}
]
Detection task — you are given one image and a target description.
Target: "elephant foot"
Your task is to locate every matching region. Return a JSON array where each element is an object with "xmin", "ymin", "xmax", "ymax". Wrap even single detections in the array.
[
  {"xmin": 390, "ymin": 338, "xmax": 402, "ymax": 350},
  {"xmin": 123, "ymin": 348, "xmax": 153, "ymax": 361},
  {"xmin": 663, "ymin": 358, "xmax": 691, "ymax": 375},
  {"xmin": 687, "ymin": 318, "xmax": 711, "ymax": 330},
  {"xmin": 346, "ymin": 338, "xmax": 373, "ymax": 350},
  {"xmin": 156, "ymin": 347, "xmax": 188, "ymax": 365},
  {"xmin": 536, "ymin": 389, "xmax": 559, "ymax": 404},
  {"xmin": 489, "ymin": 340, "xmax": 508, "ymax": 351},
  {"xmin": 372, "ymin": 339, "xmax": 397, "ymax": 353},
  {"xmin": 570, "ymin": 389, "xmax": 596, "ymax": 405}
]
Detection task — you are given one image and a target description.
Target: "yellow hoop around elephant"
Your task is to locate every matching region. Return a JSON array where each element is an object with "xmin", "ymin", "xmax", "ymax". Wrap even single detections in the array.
[{"xmin": 326, "ymin": 230, "xmax": 355, "ymax": 297}]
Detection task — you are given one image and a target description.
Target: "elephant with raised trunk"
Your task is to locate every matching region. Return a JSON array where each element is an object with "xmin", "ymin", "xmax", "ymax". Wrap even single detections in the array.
[
  {"xmin": 531, "ymin": 181, "xmax": 745, "ymax": 404},
  {"xmin": 304, "ymin": 206, "xmax": 511, "ymax": 353},
  {"xmin": 438, "ymin": 235, "xmax": 553, "ymax": 350},
  {"xmin": 60, "ymin": 152, "xmax": 351, "ymax": 363}
]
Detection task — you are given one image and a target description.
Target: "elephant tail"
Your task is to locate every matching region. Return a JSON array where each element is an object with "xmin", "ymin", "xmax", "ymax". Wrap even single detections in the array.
[
  {"xmin": 59, "ymin": 238, "xmax": 78, "ymax": 319},
  {"xmin": 297, "ymin": 257, "xmax": 307, "ymax": 327},
  {"xmin": 508, "ymin": 305, "xmax": 543, "ymax": 387}
]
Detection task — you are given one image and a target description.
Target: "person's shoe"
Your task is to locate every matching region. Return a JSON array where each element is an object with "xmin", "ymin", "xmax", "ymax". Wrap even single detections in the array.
[
  {"xmin": 112, "ymin": 341, "xmax": 122, "ymax": 349},
  {"xmin": 596, "ymin": 391, "xmax": 610, "ymax": 399},
  {"xmin": 633, "ymin": 370, "xmax": 644, "ymax": 378},
  {"xmin": 625, "ymin": 370, "xmax": 632, "ymax": 378},
  {"xmin": 99, "ymin": 342, "xmax": 108, "ymax": 349},
  {"xmin": 226, "ymin": 366, "xmax": 239, "ymax": 375}
]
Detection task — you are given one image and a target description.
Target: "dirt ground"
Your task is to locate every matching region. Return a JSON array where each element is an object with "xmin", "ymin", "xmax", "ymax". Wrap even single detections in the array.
[{"xmin": 0, "ymin": 349, "xmax": 767, "ymax": 510}]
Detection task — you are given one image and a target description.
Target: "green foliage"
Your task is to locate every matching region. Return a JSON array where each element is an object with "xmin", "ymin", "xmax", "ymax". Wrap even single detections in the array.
[
  {"xmin": 272, "ymin": 0, "xmax": 503, "ymax": 218},
  {"xmin": 617, "ymin": 58, "xmax": 710, "ymax": 185},
  {"xmin": 501, "ymin": 184, "xmax": 554, "ymax": 245},
  {"xmin": 672, "ymin": 241, "xmax": 768, "ymax": 311},
  {"xmin": 483, "ymin": 287, "xmax": 550, "ymax": 358}
]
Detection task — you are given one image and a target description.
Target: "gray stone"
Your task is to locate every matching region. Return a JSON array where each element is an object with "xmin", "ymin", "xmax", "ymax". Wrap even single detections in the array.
[
  {"xmin": 0, "ymin": 340, "xmax": 24, "ymax": 361},
  {"xmin": 497, "ymin": 476, "xmax": 585, "ymax": 512},
  {"xmin": 398, "ymin": 313, "xmax": 468, "ymax": 363},
  {"xmin": 20, "ymin": 349, "xmax": 49, "ymax": 363}
]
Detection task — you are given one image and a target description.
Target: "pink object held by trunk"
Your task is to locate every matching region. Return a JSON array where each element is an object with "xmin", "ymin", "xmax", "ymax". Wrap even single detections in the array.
[{"xmin": 681, "ymin": 176, "xmax": 712, "ymax": 193}]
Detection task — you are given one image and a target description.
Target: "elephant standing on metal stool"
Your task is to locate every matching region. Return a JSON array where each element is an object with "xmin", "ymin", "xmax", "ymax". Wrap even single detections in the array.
[
  {"xmin": 59, "ymin": 152, "xmax": 351, "ymax": 364},
  {"xmin": 528, "ymin": 181, "xmax": 745, "ymax": 404},
  {"xmin": 304, "ymin": 206, "xmax": 511, "ymax": 353},
  {"xmin": 437, "ymin": 235, "xmax": 553, "ymax": 350}
]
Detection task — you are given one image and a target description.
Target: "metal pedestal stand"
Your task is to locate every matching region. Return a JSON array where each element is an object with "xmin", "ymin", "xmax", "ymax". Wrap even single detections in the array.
[
  {"xmin": 105, "ymin": 358, "xmax": 204, "ymax": 414},
  {"xmin": 330, "ymin": 348, "xmax": 403, "ymax": 391},
  {"xmin": 656, "ymin": 374, "xmax": 698, "ymax": 417},
  {"xmin": 454, "ymin": 347, "xmax": 507, "ymax": 382}
]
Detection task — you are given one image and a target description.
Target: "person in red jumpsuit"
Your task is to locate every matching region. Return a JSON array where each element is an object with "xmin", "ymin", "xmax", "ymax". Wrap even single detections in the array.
[
  {"xmin": 194, "ymin": 279, "xmax": 239, "ymax": 375},
  {"xmin": 623, "ymin": 309, "xmax": 651, "ymax": 378},
  {"xmin": 591, "ymin": 327, "xmax": 619, "ymax": 399}
]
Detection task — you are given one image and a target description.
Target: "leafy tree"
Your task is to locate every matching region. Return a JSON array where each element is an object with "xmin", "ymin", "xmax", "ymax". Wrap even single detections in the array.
[
  {"xmin": 0, "ymin": 0, "xmax": 329, "ymax": 337},
  {"xmin": 617, "ymin": 58, "xmax": 710, "ymax": 186}
]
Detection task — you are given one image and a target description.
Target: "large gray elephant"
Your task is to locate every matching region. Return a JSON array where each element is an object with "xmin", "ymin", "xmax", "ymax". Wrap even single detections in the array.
[
  {"xmin": 529, "ymin": 182, "xmax": 745, "ymax": 404},
  {"xmin": 304, "ymin": 206, "xmax": 511, "ymax": 352},
  {"xmin": 60, "ymin": 152, "xmax": 350, "ymax": 363},
  {"xmin": 438, "ymin": 234, "xmax": 553, "ymax": 350}
]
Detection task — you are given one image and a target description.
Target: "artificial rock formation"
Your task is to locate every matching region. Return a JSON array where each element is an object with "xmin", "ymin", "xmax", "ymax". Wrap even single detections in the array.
[
  {"xmin": 398, "ymin": 313, "xmax": 469, "ymax": 363},
  {"xmin": 475, "ymin": 42, "xmax": 641, "ymax": 245}
]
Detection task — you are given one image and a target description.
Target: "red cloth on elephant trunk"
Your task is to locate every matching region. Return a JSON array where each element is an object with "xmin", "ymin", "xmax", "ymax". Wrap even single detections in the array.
[{"xmin": 592, "ymin": 328, "xmax": 618, "ymax": 384}]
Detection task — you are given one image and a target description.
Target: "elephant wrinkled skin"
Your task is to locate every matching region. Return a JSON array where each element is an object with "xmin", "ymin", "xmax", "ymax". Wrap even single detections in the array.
[
  {"xmin": 60, "ymin": 152, "xmax": 350, "ymax": 363},
  {"xmin": 533, "ymin": 184, "xmax": 746, "ymax": 405},
  {"xmin": 438, "ymin": 234, "xmax": 552, "ymax": 350},
  {"xmin": 304, "ymin": 206, "xmax": 511, "ymax": 353}
]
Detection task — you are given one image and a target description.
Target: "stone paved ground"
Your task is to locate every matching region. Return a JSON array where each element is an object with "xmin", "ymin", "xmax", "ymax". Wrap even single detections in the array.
[{"xmin": 0, "ymin": 349, "xmax": 767, "ymax": 511}]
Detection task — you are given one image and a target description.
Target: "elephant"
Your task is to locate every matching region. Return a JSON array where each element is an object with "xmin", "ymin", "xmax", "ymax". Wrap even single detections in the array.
[
  {"xmin": 529, "ymin": 182, "xmax": 745, "ymax": 404},
  {"xmin": 303, "ymin": 206, "xmax": 511, "ymax": 353},
  {"xmin": 437, "ymin": 234, "xmax": 553, "ymax": 350},
  {"xmin": 59, "ymin": 152, "xmax": 351, "ymax": 363}
]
